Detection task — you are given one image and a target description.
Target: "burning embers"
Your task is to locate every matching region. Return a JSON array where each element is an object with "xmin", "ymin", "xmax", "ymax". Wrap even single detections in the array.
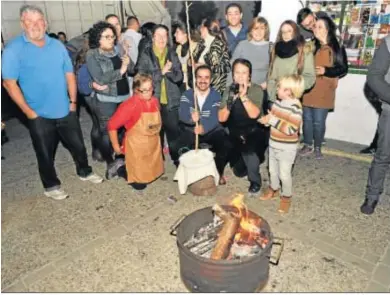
[{"xmin": 183, "ymin": 193, "xmax": 269, "ymax": 260}]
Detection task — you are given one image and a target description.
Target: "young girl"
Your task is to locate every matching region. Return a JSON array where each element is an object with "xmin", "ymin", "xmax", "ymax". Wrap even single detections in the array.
[
  {"xmin": 258, "ymin": 74, "xmax": 304, "ymax": 213},
  {"xmin": 107, "ymin": 74, "xmax": 164, "ymax": 190}
]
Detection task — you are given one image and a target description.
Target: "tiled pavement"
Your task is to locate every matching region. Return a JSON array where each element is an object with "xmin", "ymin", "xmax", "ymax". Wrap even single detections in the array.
[{"xmin": 1, "ymin": 109, "xmax": 390, "ymax": 292}]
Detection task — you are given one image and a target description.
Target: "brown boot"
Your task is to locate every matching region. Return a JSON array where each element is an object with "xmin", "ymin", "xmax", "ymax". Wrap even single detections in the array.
[
  {"xmin": 259, "ymin": 187, "xmax": 280, "ymax": 201},
  {"xmin": 278, "ymin": 196, "xmax": 292, "ymax": 213}
]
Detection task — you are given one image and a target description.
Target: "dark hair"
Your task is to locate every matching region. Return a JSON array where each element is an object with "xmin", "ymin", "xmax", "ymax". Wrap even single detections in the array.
[
  {"xmin": 195, "ymin": 64, "xmax": 212, "ymax": 77},
  {"xmin": 314, "ymin": 15, "xmax": 342, "ymax": 64},
  {"xmin": 297, "ymin": 8, "xmax": 313, "ymax": 25},
  {"xmin": 48, "ymin": 33, "xmax": 58, "ymax": 39},
  {"xmin": 152, "ymin": 24, "xmax": 169, "ymax": 36},
  {"xmin": 140, "ymin": 22, "xmax": 156, "ymax": 38},
  {"xmin": 269, "ymin": 20, "xmax": 305, "ymax": 76},
  {"xmin": 201, "ymin": 18, "xmax": 227, "ymax": 44},
  {"xmin": 75, "ymin": 41, "xmax": 89, "ymax": 70},
  {"xmin": 88, "ymin": 21, "xmax": 117, "ymax": 49},
  {"xmin": 57, "ymin": 31, "xmax": 67, "ymax": 39},
  {"xmin": 127, "ymin": 16, "xmax": 139, "ymax": 27},
  {"xmin": 225, "ymin": 3, "xmax": 242, "ymax": 14},
  {"xmin": 232, "ymin": 58, "xmax": 252, "ymax": 81},
  {"xmin": 105, "ymin": 14, "xmax": 119, "ymax": 21}
]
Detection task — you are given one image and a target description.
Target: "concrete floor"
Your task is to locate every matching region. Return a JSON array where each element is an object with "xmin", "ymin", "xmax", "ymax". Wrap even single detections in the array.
[{"xmin": 1, "ymin": 109, "xmax": 390, "ymax": 292}]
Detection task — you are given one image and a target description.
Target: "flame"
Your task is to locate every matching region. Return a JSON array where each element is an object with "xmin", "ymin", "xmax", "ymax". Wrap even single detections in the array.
[{"xmin": 229, "ymin": 194, "xmax": 260, "ymax": 244}]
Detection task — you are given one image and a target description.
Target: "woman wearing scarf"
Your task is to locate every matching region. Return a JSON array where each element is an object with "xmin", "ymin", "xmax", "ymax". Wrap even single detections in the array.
[
  {"xmin": 107, "ymin": 74, "xmax": 163, "ymax": 190},
  {"xmin": 267, "ymin": 20, "xmax": 316, "ymax": 104},
  {"xmin": 135, "ymin": 24, "xmax": 183, "ymax": 167}
]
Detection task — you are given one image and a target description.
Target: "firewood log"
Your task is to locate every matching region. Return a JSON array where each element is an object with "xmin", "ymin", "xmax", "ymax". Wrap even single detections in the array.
[{"xmin": 210, "ymin": 204, "xmax": 240, "ymax": 260}]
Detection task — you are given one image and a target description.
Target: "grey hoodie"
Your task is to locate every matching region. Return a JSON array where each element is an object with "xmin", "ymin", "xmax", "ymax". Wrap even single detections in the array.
[{"xmin": 367, "ymin": 35, "xmax": 390, "ymax": 107}]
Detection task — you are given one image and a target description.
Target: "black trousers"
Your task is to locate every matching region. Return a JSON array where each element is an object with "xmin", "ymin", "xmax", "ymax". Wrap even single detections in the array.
[
  {"xmin": 83, "ymin": 95, "xmax": 100, "ymax": 152},
  {"xmin": 229, "ymin": 126, "xmax": 269, "ymax": 185},
  {"xmin": 179, "ymin": 126, "xmax": 232, "ymax": 176},
  {"xmin": 86, "ymin": 95, "xmax": 124, "ymax": 165},
  {"xmin": 28, "ymin": 112, "xmax": 92, "ymax": 190},
  {"xmin": 160, "ymin": 105, "xmax": 181, "ymax": 164}
]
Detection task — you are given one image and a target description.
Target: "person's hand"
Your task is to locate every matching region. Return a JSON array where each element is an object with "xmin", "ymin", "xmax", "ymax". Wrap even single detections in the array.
[
  {"xmin": 162, "ymin": 60, "xmax": 172, "ymax": 75},
  {"xmin": 191, "ymin": 111, "xmax": 200, "ymax": 122},
  {"xmin": 239, "ymin": 81, "xmax": 249, "ymax": 98},
  {"xmin": 92, "ymin": 82, "xmax": 108, "ymax": 91},
  {"xmin": 194, "ymin": 124, "xmax": 204, "ymax": 135},
  {"xmin": 259, "ymin": 113, "xmax": 271, "ymax": 125},
  {"xmin": 315, "ymin": 66, "xmax": 325, "ymax": 76},
  {"xmin": 113, "ymin": 144, "xmax": 123, "ymax": 155},
  {"xmin": 26, "ymin": 110, "xmax": 38, "ymax": 119},
  {"xmin": 260, "ymin": 82, "xmax": 267, "ymax": 90},
  {"xmin": 122, "ymin": 39, "xmax": 131, "ymax": 56},
  {"xmin": 69, "ymin": 102, "xmax": 77, "ymax": 112}
]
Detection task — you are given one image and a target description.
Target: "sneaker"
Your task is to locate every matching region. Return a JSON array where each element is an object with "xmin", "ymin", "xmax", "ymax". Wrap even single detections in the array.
[
  {"xmin": 299, "ymin": 145, "xmax": 313, "ymax": 156},
  {"xmin": 44, "ymin": 189, "xmax": 69, "ymax": 200},
  {"xmin": 80, "ymin": 173, "xmax": 104, "ymax": 184},
  {"xmin": 314, "ymin": 148, "xmax": 324, "ymax": 160}
]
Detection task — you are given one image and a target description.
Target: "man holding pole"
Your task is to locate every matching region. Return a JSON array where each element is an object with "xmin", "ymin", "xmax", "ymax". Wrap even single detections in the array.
[{"xmin": 178, "ymin": 65, "xmax": 231, "ymax": 185}]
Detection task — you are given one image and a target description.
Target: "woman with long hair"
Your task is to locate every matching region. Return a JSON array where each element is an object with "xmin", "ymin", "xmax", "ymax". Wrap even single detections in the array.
[
  {"xmin": 192, "ymin": 18, "xmax": 231, "ymax": 94},
  {"xmin": 267, "ymin": 20, "xmax": 316, "ymax": 103},
  {"xmin": 173, "ymin": 20, "xmax": 199, "ymax": 90},
  {"xmin": 300, "ymin": 15, "xmax": 348, "ymax": 159}
]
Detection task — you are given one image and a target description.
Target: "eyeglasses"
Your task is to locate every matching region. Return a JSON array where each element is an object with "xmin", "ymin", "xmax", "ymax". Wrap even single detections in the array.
[
  {"xmin": 138, "ymin": 88, "xmax": 153, "ymax": 94},
  {"xmin": 101, "ymin": 35, "xmax": 116, "ymax": 41}
]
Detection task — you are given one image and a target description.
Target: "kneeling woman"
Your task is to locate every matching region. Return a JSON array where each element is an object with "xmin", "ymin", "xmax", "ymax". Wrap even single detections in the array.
[{"xmin": 107, "ymin": 74, "xmax": 164, "ymax": 190}]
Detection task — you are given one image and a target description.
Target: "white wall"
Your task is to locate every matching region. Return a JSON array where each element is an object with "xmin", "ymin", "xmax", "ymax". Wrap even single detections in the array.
[
  {"xmin": 326, "ymin": 74, "xmax": 378, "ymax": 146},
  {"xmin": 260, "ymin": 0, "xmax": 304, "ymax": 42},
  {"xmin": 1, "ymin": 1, "xmax": 120, "ymax": 43}
]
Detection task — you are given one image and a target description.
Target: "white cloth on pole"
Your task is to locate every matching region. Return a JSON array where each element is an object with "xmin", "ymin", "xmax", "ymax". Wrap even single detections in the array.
[{"xmin": 174, "ymin": 149, "xmax": 220, "ymax": 194}]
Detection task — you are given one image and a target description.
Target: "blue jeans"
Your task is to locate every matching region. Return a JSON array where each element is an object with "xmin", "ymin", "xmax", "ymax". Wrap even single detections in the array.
[
  {"xmin": 303, "ymin": 107, "xmax": 329, "ymax": 149},
  {"xmin": 366, "ymin": 104, "xmax": 390, "ymax": 201}
]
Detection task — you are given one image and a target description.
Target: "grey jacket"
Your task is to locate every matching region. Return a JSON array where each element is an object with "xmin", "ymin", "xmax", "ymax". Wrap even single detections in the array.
[
  {"xmin": 86, "ymin": 48, "xmax": 134, "ymax": 97},
  {"xmin": 135, "ymin": 46, "xmax": 183, "ymax": 110},
  {"xmin": 367, "ymin": 35, "xmax": 390, "ymax": 107}
]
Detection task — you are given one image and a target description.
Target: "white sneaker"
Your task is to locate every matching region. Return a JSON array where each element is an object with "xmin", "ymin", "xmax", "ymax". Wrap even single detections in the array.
[
  {"xmin": 80, "ymin": 173, "xmax": 104, "ymax": 184},
  {"xmin": 44, "ymin": 189, "xmax": 69, "ymax": 200}
]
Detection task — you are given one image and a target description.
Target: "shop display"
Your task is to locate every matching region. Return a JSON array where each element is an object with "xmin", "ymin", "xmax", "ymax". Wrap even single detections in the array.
[{"xmin": 307, "ymin": 0, "xmax": 390, "ymax": 72}]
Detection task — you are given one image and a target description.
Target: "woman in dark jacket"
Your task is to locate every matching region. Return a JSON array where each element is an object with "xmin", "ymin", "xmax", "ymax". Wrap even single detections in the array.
[
  {"xmin": 86, "ymin": 21, "xmax": 134, "ymax": 179},
  {"xmin": 300, "ymin": 15, "xmax": 348, "ymax": 159},
  {"xmin": 192, "ymin": 18, "xmax": 231, "ymax": 95},
  {"xmin": 135, "ymin": 24, "xmax": 183, "ymax": 167},
  {"xmin": 138, "ymin": 22, "xmax": 156, "ymax": 56}
]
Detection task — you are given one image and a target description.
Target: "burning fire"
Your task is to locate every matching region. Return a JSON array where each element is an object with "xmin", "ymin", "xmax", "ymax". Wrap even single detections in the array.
[{"xmin": 230, "ymin": 194, "xmax": 268, "ymax": 247}]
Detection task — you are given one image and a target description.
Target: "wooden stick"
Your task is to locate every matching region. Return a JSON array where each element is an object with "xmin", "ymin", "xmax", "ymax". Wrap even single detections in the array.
[
  {"xmin": 210, "ymin": 205, "xmax": 240, "ymax": 260},
  {"xmin": 185, "ymin": 1, "xmax": 199, "ymax": 151}
]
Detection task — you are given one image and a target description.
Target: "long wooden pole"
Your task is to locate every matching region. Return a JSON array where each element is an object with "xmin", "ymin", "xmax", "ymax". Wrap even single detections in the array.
[{"xmin": 185, "ymin": 1, "xmax": 199, "ymax": 151}]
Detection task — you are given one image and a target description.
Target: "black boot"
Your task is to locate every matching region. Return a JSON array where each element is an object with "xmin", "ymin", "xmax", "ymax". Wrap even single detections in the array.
[
  {"xmin": 360, "ymin": 198, "xmax": 378, "ymax": 215},
  {"xmin": 359, "ymin": 146, "xmax": 376, "ymax": 155},
  {"xmin": 130, "ymin": 183, "xmax": 147, "ymax": 190},
  {"xmin": 248, "ymin": 182, "xmax": 261, "ymax": 194}
]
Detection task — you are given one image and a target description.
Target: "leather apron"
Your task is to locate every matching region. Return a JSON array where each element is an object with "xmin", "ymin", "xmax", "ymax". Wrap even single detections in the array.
[{"xmin": 125, "ymin": 111, "xmax": 164, "ymax": 184}]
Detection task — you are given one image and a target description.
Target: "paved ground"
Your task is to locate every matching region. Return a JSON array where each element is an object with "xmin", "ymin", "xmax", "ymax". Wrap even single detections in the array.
[{"xmin": 1, "ymin": 109, "xmax": 390, "ymax": 292}]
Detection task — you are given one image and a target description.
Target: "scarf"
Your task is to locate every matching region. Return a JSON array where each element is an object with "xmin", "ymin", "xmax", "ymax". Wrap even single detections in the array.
[
  {"xmin": 275, "ymin": 40, "xmax": 299, "ymax": 58},
  {"xmin": 153, "ymin": 45, "xmax": 168, "ymax": 105}
]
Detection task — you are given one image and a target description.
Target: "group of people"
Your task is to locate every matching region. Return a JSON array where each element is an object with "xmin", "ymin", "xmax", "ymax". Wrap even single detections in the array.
[{"xmin": 1, "ymin": 3, "xmax": 389, "ymax": 215}]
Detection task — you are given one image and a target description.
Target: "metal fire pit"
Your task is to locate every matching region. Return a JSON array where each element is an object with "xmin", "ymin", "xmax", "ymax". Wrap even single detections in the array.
[{"xmin": 170, "ymin": 206, "xmax": 284, "ymax": 293}]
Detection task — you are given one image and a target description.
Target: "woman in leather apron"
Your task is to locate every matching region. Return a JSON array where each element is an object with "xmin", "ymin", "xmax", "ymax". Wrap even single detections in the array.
[{"xmin": 107, "ymin": 74, "xmax": 164, "ymax": 190}]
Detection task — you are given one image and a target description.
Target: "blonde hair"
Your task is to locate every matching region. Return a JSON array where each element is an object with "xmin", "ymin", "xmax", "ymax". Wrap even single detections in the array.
[
  {"xmin": 248, "ymin": 16, "xmax": 270, "ymax": 41},
  {"xmin": 277, "ymin": 74, "xmax": 305, "ymax": 99},
  {"xmin": 133, "ymin": 73, "xmax": 153, "ymax": 91}
]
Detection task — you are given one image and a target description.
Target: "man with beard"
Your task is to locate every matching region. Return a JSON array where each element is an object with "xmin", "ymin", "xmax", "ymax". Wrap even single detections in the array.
[{"xmin": 178, "ymin": 65, "xmax": 231, "ymax": 185}]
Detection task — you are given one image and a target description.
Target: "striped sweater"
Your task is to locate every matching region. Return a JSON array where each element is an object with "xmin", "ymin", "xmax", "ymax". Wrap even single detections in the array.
[{"xmin": 268, "ymin": 98, "xmax": 303, "ymax": 150}]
